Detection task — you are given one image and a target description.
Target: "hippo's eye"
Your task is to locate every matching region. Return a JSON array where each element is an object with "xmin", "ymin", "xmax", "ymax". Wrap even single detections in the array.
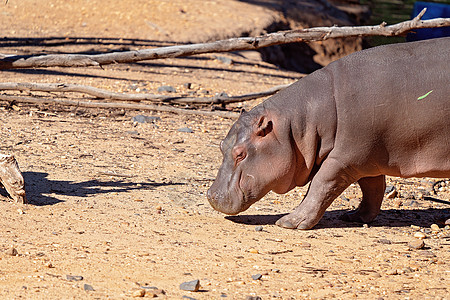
[{"xmin": 232, "ymin": 146, "xmax": 247, "ymax": 166}]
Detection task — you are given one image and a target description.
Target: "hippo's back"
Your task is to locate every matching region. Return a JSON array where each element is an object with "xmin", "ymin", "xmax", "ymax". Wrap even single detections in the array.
[{"xmin": 329, "ymin": 38, "xmax": 450, "ymax": 178}]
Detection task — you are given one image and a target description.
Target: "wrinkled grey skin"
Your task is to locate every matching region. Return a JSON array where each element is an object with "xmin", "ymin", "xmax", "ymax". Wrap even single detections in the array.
[{"xmin": 207, "ymin": 37, "xmax": 450, "ymax": 230}]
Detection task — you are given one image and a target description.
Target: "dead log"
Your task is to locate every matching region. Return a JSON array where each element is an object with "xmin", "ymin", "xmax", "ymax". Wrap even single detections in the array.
[
  {"xmin": 0, "ymin": 94, "xmax": 240, "ymax": 119},
  {"xmin": 0, "ymin": 154, "xmax": 27, "ymax": 204},
  {"xmin": 0, "ymin": 82, "xmax": 291, "ymax": 105},
  {"xmin": 0, "ymin": 9, "xmax": 448, "ymax": 69}
]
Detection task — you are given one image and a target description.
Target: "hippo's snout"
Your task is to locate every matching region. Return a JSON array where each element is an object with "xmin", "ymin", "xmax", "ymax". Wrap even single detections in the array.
[{"xmin": 206, "ymin": 184, "xmax": 245, "ymax": 216}]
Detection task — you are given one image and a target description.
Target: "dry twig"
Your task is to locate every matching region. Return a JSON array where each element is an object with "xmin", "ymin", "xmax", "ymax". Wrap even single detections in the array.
[{"xmin": 0, "ymin": 9, "xmax": 447, "ymax": 69}]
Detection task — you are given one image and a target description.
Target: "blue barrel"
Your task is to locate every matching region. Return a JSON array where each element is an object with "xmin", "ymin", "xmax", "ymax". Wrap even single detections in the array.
[{"xmin": 407, "ymin": 1, "xmax": 450, "ymax": 41}]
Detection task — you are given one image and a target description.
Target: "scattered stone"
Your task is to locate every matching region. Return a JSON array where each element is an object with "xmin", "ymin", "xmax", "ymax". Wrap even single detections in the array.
[
  {"xmin": 418, "ymin": 250, "xmax": 436, "ymax": 258},
  {"xmin": 408, "ymin": 239, "xmax": 425, "ymax": 250},
  {"xmin": 386, "ymin": 186, "xmax": 397, "ymax": 199},
  {"xmin": 183, "ymin": 83, "xmax": 192, "ymax": 89},
  {"xmin": 245, "ymin": 296, "xmax": 262, "ymax": 300},
  {"xmin": 179, "ymin": 279, "xmax": 200, "ymax": 292},
  {"xmin": 157, "ymin": 85, "xmax": 176, "ymax": 93},
  {"xmin": 66, "ymin": 275, "xmax": 83, "ymax": 281},
  {"xmin": 126, "ymin": 130, "xmax": 139, "ymax": 135},
  {"xmin": 386, "ymin": 269, "xmax": 397, "ymax": 275},
  {"xmin": 430, "ymin": 224, "xmax": 440, "ymax": 232},
  {"xmin": 255, "ymin": 226, "xmax": 263, "ymax": 232},
  {"xmin": 83, "ymin": 284, "xmax": 94, "ymax": 291},
  {"xmin": 248, "ymin": 248, "xmax": 259, "ymax": 254},
  {"xmin": 178, "ymin": 127, "xmax": 194, "ymax": 133},
  {"xmin": 214, "ymin": 92, "xmax": 229, "ymax": 100},
  {"xmin": 131, "ymin": 289, "xmax": 145, "ymax": 297},
  {"xmin": 377, "ymin": 239, "xmax": 392, "ymax": 244},
  {"xmin": 410, "ymin": 225, "xmax": 420, "ymax": 230},
  {"xmin": 363, "ymin": 224, "xmax": 369, "ymax": 228},
  {"xmin": 414, "ymin": 232, "xmax": 427, "ymax": 239},
  {"xmin": 272, "ymin": 268, "xmax": 280, "ymax": 273},
  {"xmin": 251, "ymin": 274, "xmax": 262, "ymax": 280},
  {"xmin": 215, "ymin": 56, "xmax": 233, "ymax": 65},
  {"xmin": 132, "ymin": 115, "xmax": 161, "ymax": 124},
  {"xmin": 445, "ymin": 218, "xmax": 450, "ymax": 226},
  {"xmin": 5, "ymin": 247, "xmax": 18, "ymax": 256},
  {"xmin": 17, "ymin": 208, "xmax": 24, "ymax": 215}
]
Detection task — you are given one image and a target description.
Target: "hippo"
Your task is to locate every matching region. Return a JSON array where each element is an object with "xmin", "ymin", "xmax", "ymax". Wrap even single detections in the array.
[
  {"xmin": 0, "ymin": 154, "xmax": 27, "ymax": 204},
  {"xmin": 207, "ymin": 37, "xmax": 450, "ymax": 230}
]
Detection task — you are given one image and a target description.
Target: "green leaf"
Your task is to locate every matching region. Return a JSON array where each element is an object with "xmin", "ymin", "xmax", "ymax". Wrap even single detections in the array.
[{"xmin": 417, "ymin": 90, "xmax": 433, "ymax": 101}]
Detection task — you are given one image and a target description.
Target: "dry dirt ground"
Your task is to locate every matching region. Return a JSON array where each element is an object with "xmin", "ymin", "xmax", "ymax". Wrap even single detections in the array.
[{"xmin": 1, "ymin": 1, "xmax": 449, "ymax": 299}]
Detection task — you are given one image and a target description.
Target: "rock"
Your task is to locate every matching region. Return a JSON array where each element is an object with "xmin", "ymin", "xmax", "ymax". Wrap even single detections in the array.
[
  {"xmin": 386, "ymin": 188, "xmax": 398, "ymax": 199},
  {"xmin": 418, "ymin": 250, "xmax": 436, "ymax": 258},
  {"xmin": 255, "ymin": 226, "xmax": 263, "ymax": 232},
  {"xmin": 414, "ymin": 232, "xmax": 427, "ymax": 239},
  {"xmin": 5, "ymin": 247, "xmax": 18, "ymax": 256},
  {"xmin": 157, "ymin": 85, "xmax": 176, "ymax": 93},
  {"xmin": 251, "ymin": 274, "xmax": 262, "ymax": 280},
  {"xmin": 131, "ymin": 289, "xmax": 145, "ymax": 297},
  {"xmin": 126, "ymin": 130, "xmax": 139, "ymax": 135},
  {"xmin": 248, "ymin": 248, "xmax": 259, "ymax": 254},
  {"xmin": 178, "ymin": 127, "xmax": 194, "ymax": 133},
  {"xmin": 183, "ymin": 83, "xmax": 192, "ymax": 89},
  {"xmin": 132, "ymin": 115, "xmax": 161, "ymax": 124},
  {"xmin": 214, "ymin": 92, "xmax": 229, "ymax": 100},
  {"xmin": 215, "ymin": 56, "xmax": 233, "ymax": 65},
  {"xmin": 408, "ymin": 239, "xmax": 425, "ymax": 250},
  {"xmin": 430, "ymin": 224, "xmax": 440, "ymax": 232},
  {"xmin": 66, "ymin": 275, "xmax": 83, "ymax": 281},
  {"xmin": 179, "ymin": 279, "xmax": 200, "ymax": 292},
  {"xmin": 245, "ymin": 296, "xmax": 262, "ymax": 300},
  {"xmin": 386, "ymin": 269, "xmax": 398, "ymax": 275},
  {"xmin": 385, "ymin": 185, "xmax": 395, "ymax": 194},
  {"xmin": 445, "ymin": 218, "xmax": 450, "ymax": 226},
  {"xmin": 377, "ymin": 239, "xmax": 392, "ymax": 244},
  {"xmin": 83, "ymin": 284, "xmax": 94, "ymax": 291}
]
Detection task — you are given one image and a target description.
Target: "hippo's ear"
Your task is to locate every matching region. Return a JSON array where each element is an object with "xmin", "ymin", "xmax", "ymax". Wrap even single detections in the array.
[{"xmin": 256, "ymin": 116, "xmax": 273, "ymax": 137}]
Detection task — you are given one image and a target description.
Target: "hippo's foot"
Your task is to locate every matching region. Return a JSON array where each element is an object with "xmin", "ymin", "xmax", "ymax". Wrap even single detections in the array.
[
  {"xmin": 275, "ymin": 212, "xmax": 317, "ymax": 230},
  {"xmin": 340, "ymin": 209, "xmax": 378, "ymax": 224}
]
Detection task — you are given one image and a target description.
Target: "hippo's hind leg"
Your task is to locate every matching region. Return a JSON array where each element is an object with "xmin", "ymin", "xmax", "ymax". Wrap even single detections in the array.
[
  {"xmin": 276, "ymin": 157, "xmax": 355, "ymax": 230},
  {"xmin": 341, "ymin": 175, "xmax": 385, "ymax": 224}
]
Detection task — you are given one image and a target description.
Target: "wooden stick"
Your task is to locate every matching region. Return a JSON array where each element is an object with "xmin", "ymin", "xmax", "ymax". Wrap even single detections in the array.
[
  {"xmin": 1, "ymin": 9, "xmax": 447, "ymax": 69},
  {"xmin": 0, "ymin": 82, "xmax": 291, "ymax": 105},
  {"xmin": 0, "ymin": 94, "xmax": 240, "ymax": 119}
]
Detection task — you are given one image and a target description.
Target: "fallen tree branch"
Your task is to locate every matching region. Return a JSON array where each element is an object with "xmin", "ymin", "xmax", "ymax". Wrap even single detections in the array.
[
  {"xmin": 1, "ymin": 8, "xmax": 448, "ymax": 69},
  {"xmin": 0, "ymin": 94, "xmax": 240, "ymax": 119},
  {"xmin": 0, "ymin": 82, "xmax": 291, "ymax": 105}
]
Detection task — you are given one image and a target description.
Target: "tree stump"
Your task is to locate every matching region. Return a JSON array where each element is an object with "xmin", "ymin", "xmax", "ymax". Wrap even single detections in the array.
[{"xmin": 0, "ymin": 154, "xmax": 27, "ymax": 204}]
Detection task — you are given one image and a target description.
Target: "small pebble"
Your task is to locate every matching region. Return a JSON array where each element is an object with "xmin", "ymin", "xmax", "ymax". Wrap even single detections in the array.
[
  {"xmin": 377, "ymin": 239, "xmax": 392, "ymax": 244},
  {"xmin": 179, "ymin": 279, "xmax": 200, "ymax": 292},
  {"xmin": 6, "ymin": 247, "xmax": 18, "ymax": 256},
  {"xmin": 255, "ymin": 226, "xmax": 263, "ymax": 232},
  {"xmin": 410, "ymin": 225, "xmax": 420, "ymax": 230},
  {"xmin": 66, "ymin": 275, "xmax": 83, "ymax": 281},
  {"xmin": 386, "ymin": 269, "xmax": 397, "ymax": 275},
  {"xmin": 414, "ymin": 232, "xmax": 427, "ymax": 239},
  {"xmin": 251, "ymin": 274, "xmax": 262, "ymax": 280},
  {"xmin": 83, "ymin": 284, "xmax": 94, "ymax": 291},
  {"xmin": 132, "ymin": 115, "xmax": 161, "ymax": 124},
  {"xmin": 245, "ymin": 296, "xmax": 262, "ymax": 300},
  {"xmin": 178, "ymin": 127, "xmax": 194, "ymax": 133},
  {"xmin": 17, "ymin": 208, "xmax": 24, "ymax": 215},
  {"xmin": 430, "ymin": 224, "xmax": 440, "ymax": 232},
  {"xmin": 157, "ymin": 85, "xmax": 176, "ymax": 93},
  {"xmin": 248, "ymin": 248, "xmax": 259, "ymax": 254},
  {"xmin": 408, "ymin": 239, "xmax": 425, "ymax": 250},
  {"xmin": 215, "ymin": 56, "xmax": 233, "ymax": 65},
  {"xmin": 131, "ymin": 289, "xmax": 145, "ymax": 297},
  {"xmin": 183, "ymin": 83, "xmax": 192, "ymax": 89}
]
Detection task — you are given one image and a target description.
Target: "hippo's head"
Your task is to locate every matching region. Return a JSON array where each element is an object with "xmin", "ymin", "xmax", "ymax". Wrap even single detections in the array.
[{"xmin": 207, "ymin": 108, "xmax": 298, "ymax": 215}]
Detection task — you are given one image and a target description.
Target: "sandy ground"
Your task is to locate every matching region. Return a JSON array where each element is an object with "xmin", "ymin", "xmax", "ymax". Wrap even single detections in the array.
[{"xmin": 1, "ymin": 1, "xmax": 449, "ymax": 299}]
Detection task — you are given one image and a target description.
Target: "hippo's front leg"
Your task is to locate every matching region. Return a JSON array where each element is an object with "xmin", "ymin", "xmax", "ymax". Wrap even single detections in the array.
[{"xmin": 276, "ymin": 157, "xmax": 355, "ymax": 229}]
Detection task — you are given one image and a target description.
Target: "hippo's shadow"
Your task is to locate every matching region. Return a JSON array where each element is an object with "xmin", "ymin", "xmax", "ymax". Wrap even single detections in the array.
[
  {"xmin": 226, "ymin": 207, "xmax": 450, "ymax": 229},
  {"xmin": 20, "ymin": 171, "xmax": 181, "ymax": 206}
]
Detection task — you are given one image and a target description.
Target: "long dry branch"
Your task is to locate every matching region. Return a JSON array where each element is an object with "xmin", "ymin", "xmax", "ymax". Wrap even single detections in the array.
[
  {"xmin": 0, "ymin": 82, "xmax": 291, "ymax": 105},
  {"xmin": 1, "ymin": 8, "xmax": 448, "ymax": 69},
  {"xmin": 0, "ymin": 94, "xmax": 240, "ymax": 119}
]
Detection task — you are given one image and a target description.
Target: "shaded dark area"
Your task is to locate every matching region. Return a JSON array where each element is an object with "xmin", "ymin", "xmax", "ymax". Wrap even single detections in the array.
[
  {"xmin": 22, "ymin": 171, "xmax": 182, "ymax": 206},
  {"xmin": 226, "ymin": 207, "xmax": 450, "ymax": 229}
]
